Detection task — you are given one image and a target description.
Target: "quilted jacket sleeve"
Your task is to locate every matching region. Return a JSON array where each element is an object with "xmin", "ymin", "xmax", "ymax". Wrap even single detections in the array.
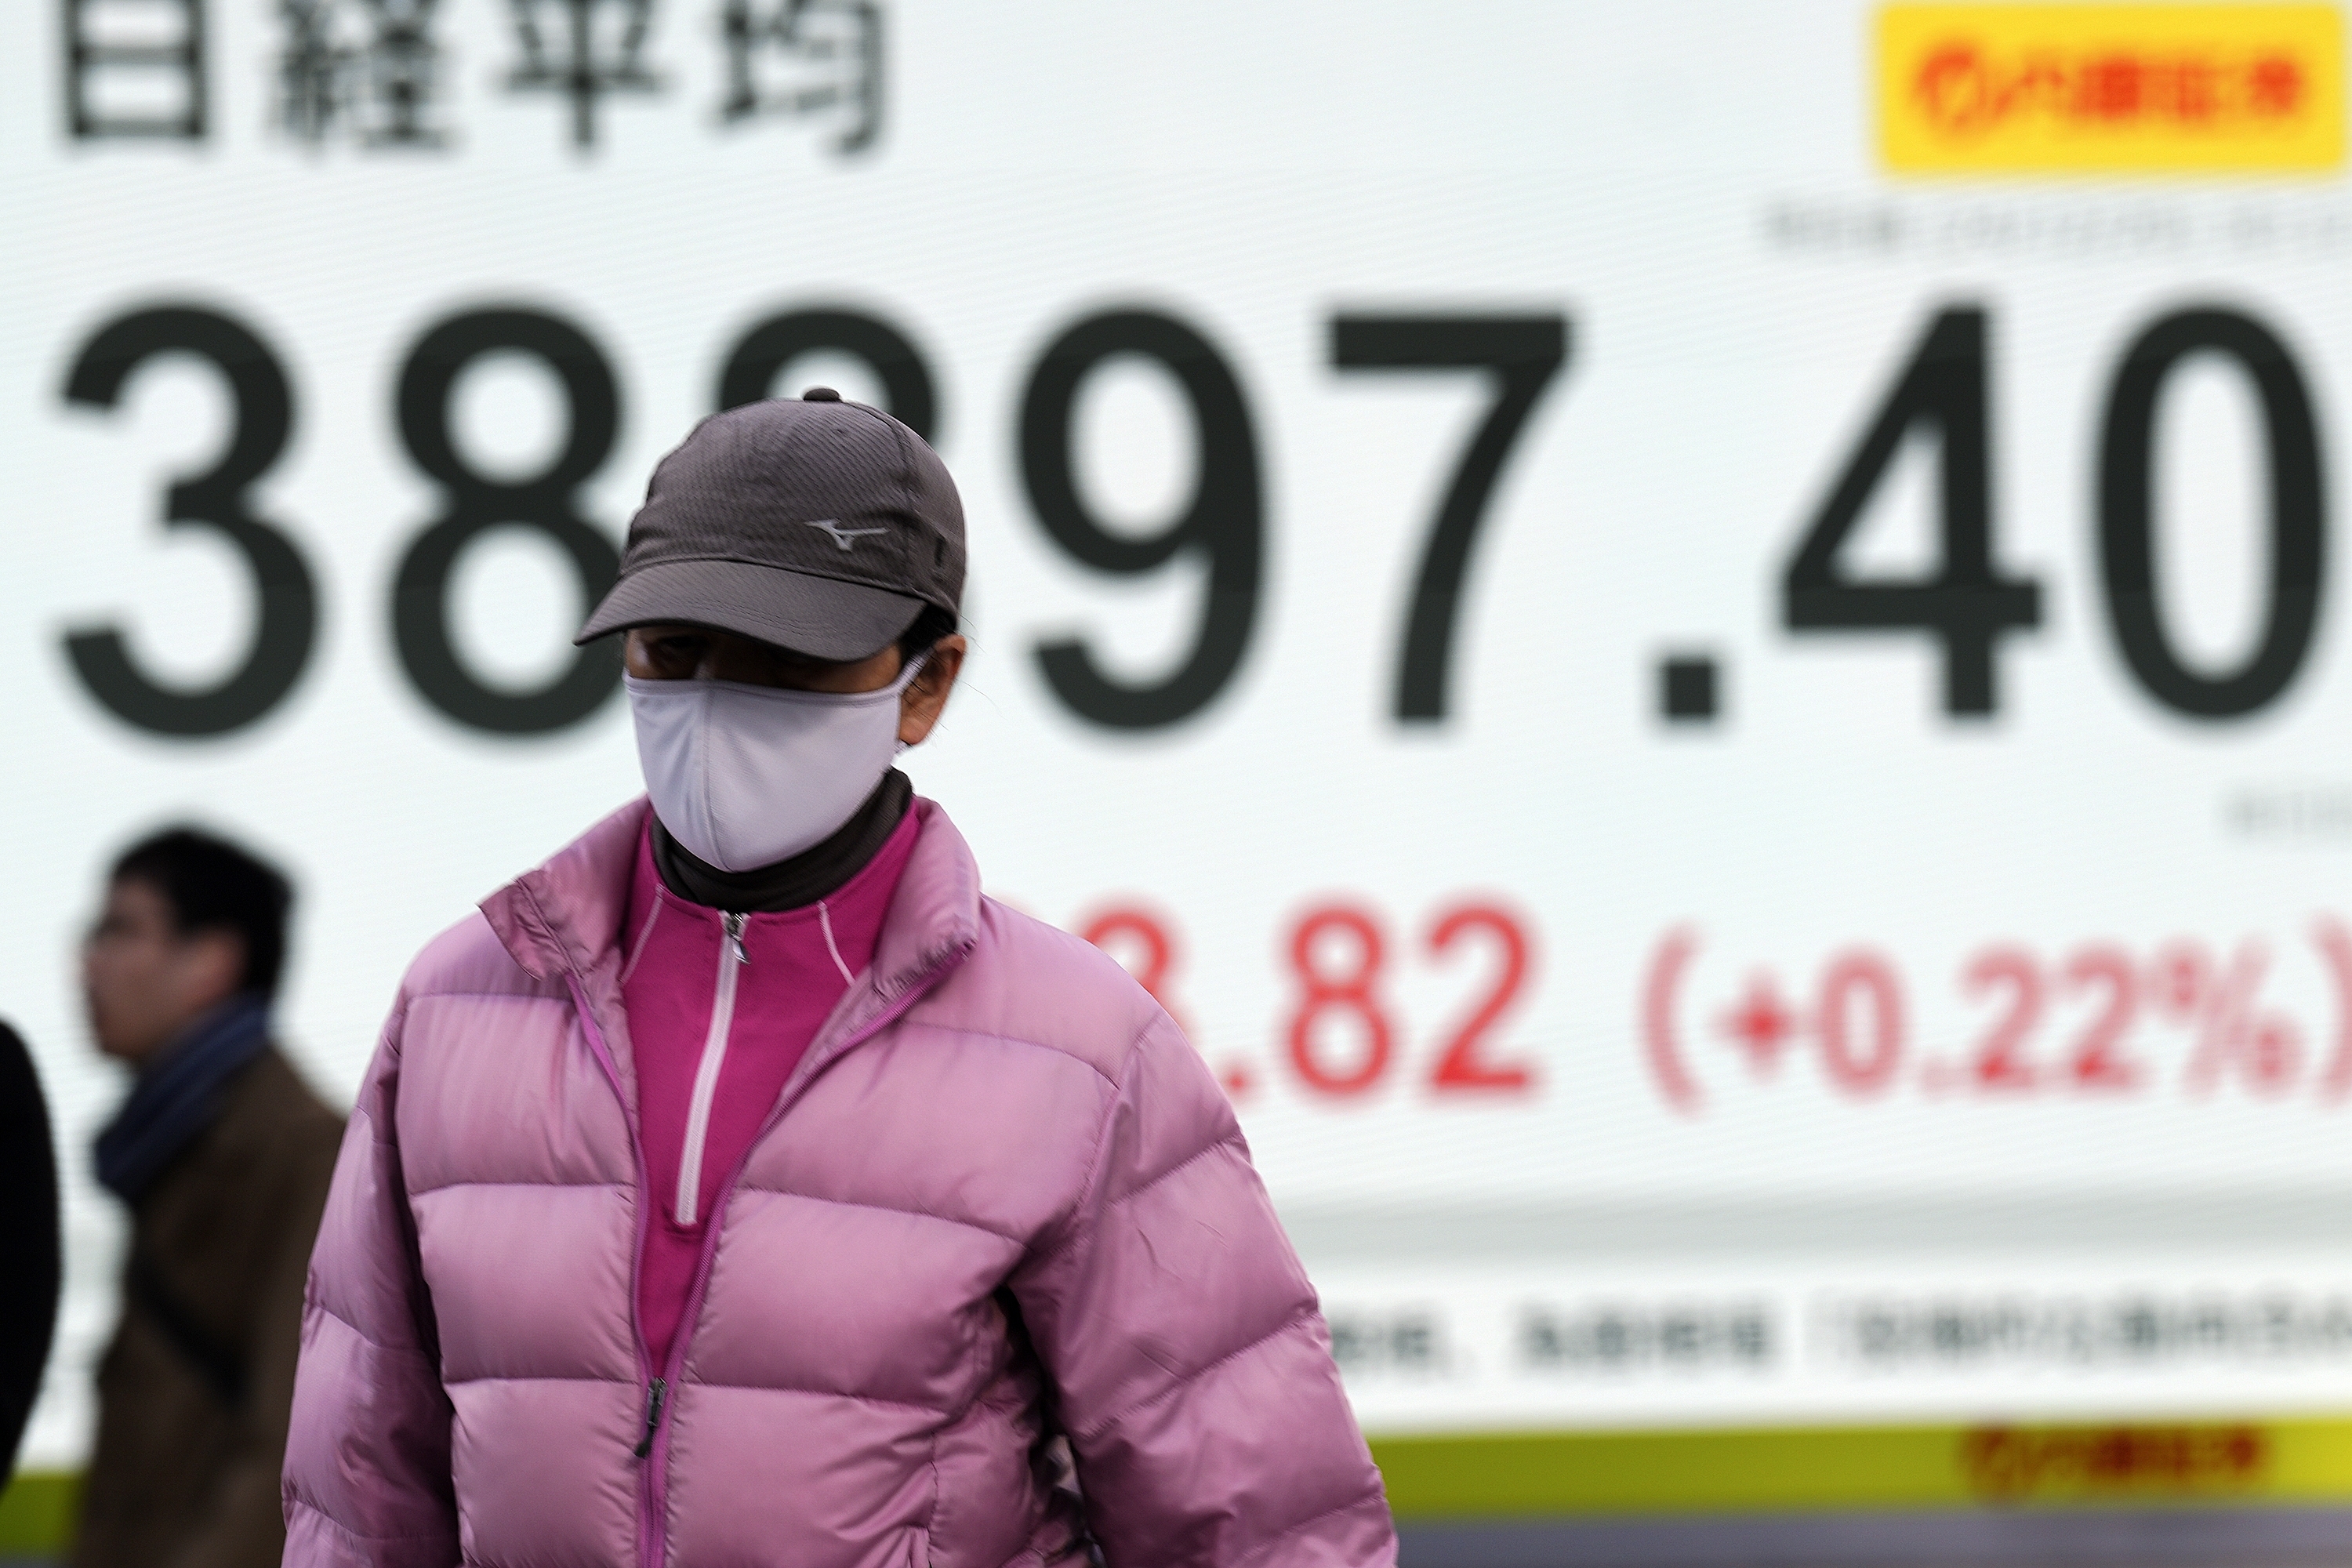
[
  {"xmin": 281, "ymin": 1004, "xmax": 459, "ymax": 1568},
  {"xmin": 1011, "ymin": 1010, "xmax": 1396, "ymax": 1568}
]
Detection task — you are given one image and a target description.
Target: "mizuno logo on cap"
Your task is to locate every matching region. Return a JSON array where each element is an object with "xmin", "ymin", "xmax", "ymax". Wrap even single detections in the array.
[{"xmin": 806, "ymin": 517, "xmax": 888, "ymax": 551}]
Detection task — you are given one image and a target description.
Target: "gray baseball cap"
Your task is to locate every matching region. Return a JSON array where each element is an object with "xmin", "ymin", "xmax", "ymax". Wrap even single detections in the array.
[{"xmin": 575, "ymin": 388, "xmax": 964, "ymax": 662}]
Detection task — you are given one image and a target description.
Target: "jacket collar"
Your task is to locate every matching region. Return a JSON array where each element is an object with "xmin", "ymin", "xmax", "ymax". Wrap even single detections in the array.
[
  {"xmin": 481, "ymin": 794, "xmax": 982, "ymax": 1012},
  {"xmin": 863, "ymin": 797, "xmax": 983, "ymax": 1003},
  {"xmin": 481, "ymin": 798, "xmax": 648, "ymax": 989}
]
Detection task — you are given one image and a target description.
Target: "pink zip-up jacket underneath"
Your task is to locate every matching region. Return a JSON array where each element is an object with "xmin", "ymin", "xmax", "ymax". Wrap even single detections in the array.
[{"xmin": 282, "ymin": 797, "xmax": 1395, "ymax": 1568}]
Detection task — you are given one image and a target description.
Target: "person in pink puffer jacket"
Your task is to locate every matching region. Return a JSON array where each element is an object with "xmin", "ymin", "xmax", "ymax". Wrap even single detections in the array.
[{"xmin": 281, "ymin": 390, "xmax": 1396, "ymax": 1568}]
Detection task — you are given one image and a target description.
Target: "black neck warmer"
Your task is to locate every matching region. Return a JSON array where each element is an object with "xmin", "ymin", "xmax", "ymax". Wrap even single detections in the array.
[{"xmin": 651, "ymin": 769, "xmax": 914, "ymax": 913}]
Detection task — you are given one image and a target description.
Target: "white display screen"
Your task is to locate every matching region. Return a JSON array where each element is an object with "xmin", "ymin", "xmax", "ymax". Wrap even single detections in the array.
[{"xmin": 9, "ymin": 0, "xmax": 2352, "ymax": 1475}]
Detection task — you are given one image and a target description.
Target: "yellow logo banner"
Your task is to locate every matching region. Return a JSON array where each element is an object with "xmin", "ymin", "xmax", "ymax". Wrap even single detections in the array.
[
  {"xmin": 1879, "ymin": 5, "xmax": 2343, "ymax": 173},
  {"xmin": 1370, "ymin": 1417, "xmax": 2352, "ymax": 1518}
]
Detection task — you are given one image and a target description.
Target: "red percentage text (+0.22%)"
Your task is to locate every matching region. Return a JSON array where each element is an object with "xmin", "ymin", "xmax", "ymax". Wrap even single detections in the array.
[
  {"xmin": 1075, "ymin": 898, "xmax": 1540, "ymax": 1101},
  {"xmin": 1641, "ymin": 921, "xmax": 2352, "ymax": 1113}
]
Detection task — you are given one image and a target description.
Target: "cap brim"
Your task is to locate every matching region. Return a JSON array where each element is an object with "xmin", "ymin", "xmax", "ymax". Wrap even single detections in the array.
[{"xmin": 575, "ymin": 559, "xmax": 924, "ymax": 662}]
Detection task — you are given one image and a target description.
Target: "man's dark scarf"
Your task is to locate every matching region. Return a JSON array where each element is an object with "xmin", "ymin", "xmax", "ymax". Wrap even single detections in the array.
[{"xmin": 94, "ymin": 993, "xmax": 270, "ymax": 1207}]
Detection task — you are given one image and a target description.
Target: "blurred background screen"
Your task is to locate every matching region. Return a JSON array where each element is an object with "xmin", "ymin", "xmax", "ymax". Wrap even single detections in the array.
[{"xmin": 9, "ymin": 2, "xmax": 2352, "ymax": 1563}]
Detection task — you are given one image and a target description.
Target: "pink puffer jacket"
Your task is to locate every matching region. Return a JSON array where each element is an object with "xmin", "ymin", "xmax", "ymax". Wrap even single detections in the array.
[{"xmin": 282, "ymin": 797, "xmax": 1394, "ymax": 1568}]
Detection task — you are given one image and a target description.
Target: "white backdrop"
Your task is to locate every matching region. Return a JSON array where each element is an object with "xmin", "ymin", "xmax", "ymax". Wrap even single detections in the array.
[{"xmin": 9, "ymin": 0, "xmax": 2352, "ymax": 1464}]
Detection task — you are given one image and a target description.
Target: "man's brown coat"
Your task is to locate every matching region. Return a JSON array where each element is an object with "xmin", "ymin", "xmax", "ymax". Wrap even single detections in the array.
[{"xmin": 73, "ymin": 1047, "xmax": 340, "ymax": 1568}]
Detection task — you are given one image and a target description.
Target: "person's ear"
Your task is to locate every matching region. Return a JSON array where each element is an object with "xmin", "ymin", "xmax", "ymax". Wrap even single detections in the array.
[
  {"xmin": 175, "ymin": 929, "xmax": 248, "ymax": 1014},
  {"xmin": 898, "ymin": 636, "xmax": 967, "ymax": 746}
]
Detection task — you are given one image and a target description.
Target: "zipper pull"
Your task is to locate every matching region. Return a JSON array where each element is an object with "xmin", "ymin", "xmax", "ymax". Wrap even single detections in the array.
[
  {"xmin": 633, "ymin": 1376, "xmax": 668, "ymax": 1458},
  {"xmin": 723, "ymin": 912, "xmax": 748, "ymax": 965}
]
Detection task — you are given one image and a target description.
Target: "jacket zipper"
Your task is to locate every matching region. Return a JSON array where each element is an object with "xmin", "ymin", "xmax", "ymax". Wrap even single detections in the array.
[
  {"xmin": 632, "ymin": 1377, "xmax": 668, "ymax": 1458},
  {"xmin": 673, "ymin": 912, "xmax": 746, "ymax": 1227},
  {"xmin": 572, "ymin": 918, "xmax": 975, "ymax": 1568},
  {"xmin": 641, "ymin": 951, "xmax": 971, "ymax": 1543}
]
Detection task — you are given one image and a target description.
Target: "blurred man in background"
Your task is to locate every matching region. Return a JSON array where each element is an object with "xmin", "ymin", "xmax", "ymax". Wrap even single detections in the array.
[
  {"xmin": 0, "ymin": 1017, "xmax": 60, "ymax": 1479},
  {"xmin": 74, "ymin": 829, "xmax": 340, "ymax": 1568}
]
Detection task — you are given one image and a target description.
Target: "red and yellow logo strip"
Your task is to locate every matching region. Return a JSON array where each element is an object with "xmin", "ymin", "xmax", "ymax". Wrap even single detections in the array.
[
  {"xmin": 1879, "ymin": 5, "xmax": 2343, "ymax": 173},
  {"xmin": 1372, "ymin": 1417, "xmax": 2352, "ymax": 1517}
]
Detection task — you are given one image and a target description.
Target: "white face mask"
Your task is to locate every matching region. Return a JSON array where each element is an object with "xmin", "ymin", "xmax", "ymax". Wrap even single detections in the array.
[{"xmin": 625, "ymin": 654, "xmax": 927, "ymax": 873}]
